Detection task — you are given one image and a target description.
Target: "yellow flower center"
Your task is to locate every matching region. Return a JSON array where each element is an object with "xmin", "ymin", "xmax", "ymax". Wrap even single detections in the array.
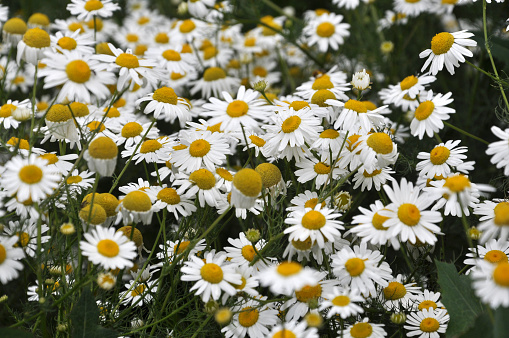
[
  {"xmin": 97, "ymin": 239, "xmax": 119, "ymax": 258},
  {"xmin": 121, "ymin": 122, "xmax": 143, "ymax": 138},
  {"xmin": 431, "ymin": 32, "xmax": 454, "ymax": 55},
  {"xmin": 312, "ymin": 74, "xmax": 333, "ymax": 90},
  {"xmin": 95, "ymin": 193, "xmax": 119, "ymax": 217},
  {"xmin": 200, "ymin": 263, "xmax": 223, "ymax": 283},
  {"xmin": 414, "ymin": 101, "xmax": 435, "ymax": 121},
  {"xmin": 291, "ymin": 237, "xmax": 313, "ymax": 251},
  {"xmin": 126, "ymin": 33, "xmax": 138, "ymax": 43},
  {"xmin": 430, "ymin": 146, "xmax": 450, "ymax": 165},
  {"xmin": 281, "ymin": 115, "xmax": 301, "ymax": 133},
  {"xmin": 344, "ymin": 99, "xmax": 367, "ymax": 114},
  {"xmin": 174, "ymin": 240, "xmax": 190, "ymax": 255},
  {"xmin": 485, "ymin": 250, "xmax": 508, "ymax": 264},
  {"xmin": 493, "ymin": 261, "xmax": 509, "ymax": 287},
  {"xmin": 152, "ymin": 87, "xmax": 178, "ymax": 105},
  {"xmin": 249, "ymin": 135, "xmax": 266, "ymax": 147},
  {"xmin": 320, "ymin": 129, "xmax": 340, "ymax": 139},
  {"xmin": 179, "ymin": 19, "xmax": 196, "ymax": 33},
  {"xmin": 295, "ymin": 284, "xmax": 322, "ymax": 303},
  {"xmin": 311, "ymin": 89, "xmax": 335, "ymax": 107},
  {"xmin": 28, "ymin": 13, "xmax": 50, "ymax": 26},
  {"xmin": 398, "ymin": 203, "xmax": 421, "ymax": 226},
  {"xmin": 420, "ymin": 318, "xmax": 440, "ymax": 333},
  {"xmin": 203, "ymin": 46, "xmax": 218, "ymax": 60},
  {"xmin": 89, "ymin": 136, "xmax": 118, "ymax": 159},
  {"xmin": 366, "ymin": 133, "xmax": 393, "ymax": 154},
  {"xmin": 68, "ymin": 22, "xmax": 85, "ymax": 33},
  {"xmin": 244, "ymin": 37, "xmax": 256, "ymax": 47},
  {"xmin": 15, "ymin": 232, "xmax": 30, "ymax": 247},
  {"xmin": 66, "ymin": 175, "xmax": 83, "ymax": 184},
  {"xmin": 238, "ymin": 307, "xmax": 259, "ymax": 327},
  {"xmin": 252, "ymin": 66, "xmax": 268, "ymax": 78},
  {"xmin": 301, "ymin": 210, "xmax": 326, "ymax": 230},
  {"xmin": 87, "ymin": 17, "xmax": 103, "ymax": 30},
  {"xmin": 37, "ymin": 101, "xmax": 49, "ymax": 111},
  {"xmin": 66, "ymin": 60, "xmax": 91, "ymax": 83},
  {"xmin": 273, "ymin": 330, "xmax": 297, "ymax": 338},
  {"xmin": 138, "ymin": 16, "xmax": 150, "ymax": 25},
  {"xmin": 277, "ymin": 261, "xmax": 302, "ymax": 276},
  {"xmin": 188, "ymin": 139, "xmax": 211, "ymax": 157},
  {"xmin": 203, "ymin": 67, "xmax": 226, "ymax": 82},
  {"xmin": 418, "ymin": 300, "xmax": 438, "ymax": 311},
  {"xmin": 289, "ymin": 101, "xmax": 310, "ymax": 111},
  {"xmin": 79, "ymin": 204, "xmax": 107, "ymax": 224},
  {"xmin": 363, "ymin": 169, "xmax": 382, "ymax": 178},
  {"xmin": 131, "ymin": 284, "xmax": 145, "ymax": 297},
  {"xmin": 226, "ymin": 100, "xmax": 249, "ymax": 118},
  {"xmin": 19, "ymin": 165, "xmax": 43, "ymax": 184},
  {"xmin": 443, "ymin": 174, "xmax": 471, "ymax": 193},
  {"xmin": 384, "ymin": 281, "xmax": 407, "ymax": 300},
  {"xmin": 216, "ymin": 168, "xmax": 233, "ymax": 182},
  {"xmin": 155, "ymin": 32, "xmax": 170, "ymax": 44},
  {"xmin": 241, "ymin": 245, "xmax": 255, "ymax": 262},
  {"xmin": 372, "ymin": 211, "xmax": 390, "ymax": 230},
  {"xmin": 400, "ymin": 75, "xmax": 418, "ymax": 91},
  {"xmin": 316, "ymin": 22, "xmax": 335, "ymax": 38},
  {"xmin": 3, "ymin": 18, "xmax": 28, "ymax": 35},
  {"xmin": 117, "ymin": 226, "xmax": 143, "ymax": 248},
  {"xmin": 350, "ymin": 322, "xmax": 373, "ymax": 338},
  {"xmin": 345, "ymin": 257, "xmax": 365, "ymax": 277},
  {"xmin": 255, "ymin": 163, "xmax": 282, "ymax": 188},
  {"xmin": 314, "ymin": 162, "xmax": 331, "ymax": 175},
  {"xmin": 46, "ymin": 104, "xmax": 72, "ymax": 122},
  {"xmin": 233, "ymin": 168, "xmax": 262, "ymax": 197},
  {"xmin": 70, "ymin": 102, "xmax": 89, "ymax": 117},
  {"xmin": 140, "ymin": 139, "xmax": 162, "ymax": 153},
  {"xmin": 0, "ymin": 103, "xmax": 16, "ymax": 118},
  {"xmin": 122, "ymin": 191, "xmax": 152, "ymax": 212},
  {"xmin": 84, "ymin": 0, "xmax": 104, "ymax": 11},
  {"xmin": 162, "ymin": 50, "xmax": 181, "ymax": 62},
  {"xmin": 57, "ymin": 37, "xmax": 77, "ymax": 51},
  {"xmin": 87, "ymin": 121, "xmax": 105, "ymax": 133},
  {"xmin": 8, "ymin": 137, "xmax": 30, "ymax": 150},
  {"xmin": 115, "ymin": 53, "xmax": 139, "ymax": 69},
  {"xmin": 494, "ymin": 202, "xmax": 509, "ymax": 226},
  {"xmin": 362, "ymin": 101, "xmax": 377, "ymax": 111},
  {"xmin": 332, "ymin": 295, "xmax": 350, "ymax": 306},
  {"xmin": 23, "ymin": 27, "xmax": 50, "ymax": 48},
  {"xmin": 232, "ymin": 276, "xmax": 247, "ymax": 289},
  {"xmin": 189, "ymin": 168, "xmax": 216, "ymax": 190},
  {"xmin": 157, "ymin": 188, "xmax": 181, "ymax": 205},
  {"xmin": 0, "ymin": 244, "xmax": 5, "ymax": 264}
]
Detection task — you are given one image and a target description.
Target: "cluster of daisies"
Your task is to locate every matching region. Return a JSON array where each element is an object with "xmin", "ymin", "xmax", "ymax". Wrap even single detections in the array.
[{"xmin": 0, "ymin": 0, "xmax": 509, "ymax": 336}]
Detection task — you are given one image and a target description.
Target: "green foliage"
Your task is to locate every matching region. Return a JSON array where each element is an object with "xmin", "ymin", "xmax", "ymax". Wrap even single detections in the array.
[
  {"xmin": 0, "ymin": 328, "xmax": 34, "ymax": 338},
  {"xmin": 70, "ymin": 289, "xmax": 117, "ymax": 338}
]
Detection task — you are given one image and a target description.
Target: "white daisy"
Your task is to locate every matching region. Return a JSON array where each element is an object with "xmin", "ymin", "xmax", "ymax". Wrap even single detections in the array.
[
  {"xmin": 303, "ymin": 13, "xmax": 350, "ymax": 52},
  {"xmin": 416, "ymin": 140, "xmax": 472, "ymax": 178},
  {"xmin": 404, "ymin": 308, "xmax": 450, "ymax": 337},
  {"xmin": 357, "ymin": 132, "xmax": 399, "ymax": 174},
  {"xmin": 224, "ymin": 232, "xmax": 268, "ymax": 273},
  {"xmin": 379, "ymin": 274, "xmax": 422, "ymax": 311},
  {"xmin": 117, "ymin": 190, "xmax": 155, "ymax": 225},
  {"xmin": 353, "ymin": 166, "xmax": 395, "ymax": 192},
  {"xmin": 294, "ymin": 156, "xmax": 345, "ymax": 188},
  {"xmin": 474, "ymin": 200, "xmax": 509, "ymax": 243},
  {"xmin": 173, "ymin": 168, "xmax": 223, "ymax": 208},
  {"xmin": 256, "ymin": 261, "xmax": 320, "ymax": 296},
  {"xmin": 146, "ymin": 185, "xmax": 196, "ymax": 220},
  {"xmin": 0, "ymin": 235, "xmax": 25, "ymax": 284},
  {"xmin": 190, "ymin": 66, "xmax": 240, "ymax": 99},
  {"xmin": 267, "ymin": 321, "xmax": 319, "ymax": 338},
  {"xmin": 394, "ymin": 0, "xmax": 431, "ymax": 17},
  {"xmin": 411, "ymin": 290, "xmax": 445, "ymax": 312},
  {"xmin": 410, "ymin": 90, "xmax": 455, "ymax": 139},
  {"xmin": 319, "ymin": 286, "xmax": 365, "ymax": 319},
  {"xmin": 221, "ymin": 298, "xmax": 279, "ymax": 338},
  {"xmin": 3, "ymin": 220, "xmax": 50, "ymax": 258},
  {"xmin": 340, "ymin": 318, "xmax": 387, "ymax": 338},
  {"xmin": 136, "ymin": 86, "xmax": 191, "ymax": 125},
  {"xmin": 327, "ymin": 98, "xmax": 386, "ymax": 133},
  {"xmin": 121, "ymin": 279, "xmax": 158, "ymax": 307},
  {"xmin": 156, "ymin": 239, "xmax": 206, "ymax": 264},
  {"xmin": 486, "ymin": 126, "xmax": 509, "ymax": 176},
  {"xmin": 16, "ymin": 27, "xmax": 51, "ymax": 65},
  {"xmin": 382, "ymin": 74, "xmax": 436, "ymax": 105},
  {"xmin": 471, "ymin": 259, "xmax": 509, "ymax": 309},
  {"xmin": 67, "ymin": 0, "xmax": 120, "ymax": 21},
  {"xmin": 50, "ymin": 29, "xmax": 95, "ymax": 55}
]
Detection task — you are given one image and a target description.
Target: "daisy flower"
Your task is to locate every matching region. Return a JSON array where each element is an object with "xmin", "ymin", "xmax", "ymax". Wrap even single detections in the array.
[
  {"xmin": 474, "ymin": 200, "xmax": 509, "ymax": 243},
  {"xmin": 394, "ymin": 0, "xmax": 430, "ymax": 17},
  {"xmin": 1, "ymin": 154, "xmax": 61, "ymax": 203},
  {"xmin": 311, "ymin": 129, "xmax": 346, "ymax": 153},
  {"xmin": 118, "ymin": 190, "xmax": 155, "ymax": 225},
  {"xmin": 106, "ymin": 117, "xmax": 159, "ymax": 148},
  {"xmin": 3, "ymin": 220, "xmax": 50, "ymax": 257},
  {"xmin": 157, "ymin": 239, "xmax": 206, "ymax": 264},
  {"xmin": 295, "ymin": 66, "xmax": 350, "ymax": 102},
  {"xmin": 122, "ymin": 136, "xmax": 172, "ymax": 165},
  {"xmin": 295, "ymin": 156, "xmax": 345, "ymax": 188},
  {"xmin": 404, "ymin": 308, "xmax": 450, "ymax": 337},
  {"xmin": 172, "ymin": 130, "xmax": 230, "ymax": 173},
  {"xmin": 0, "ymin": 99, "xmax": 31, "ymax": 129},
  {"xmin": 180, "ymin": 250, "xmax": 242, "ymax": 303},
  {"xmin": 380, "ymin": 178, "xmax": 443, "ymax": 245},
  {"xmin": 303, "ymin": 12, "xmax": 350, "ymax": 52},
  {"xmin": 50, "ymin": 29, "xmax": 95, "ymax": 55},
  {"xmin": 0, "ymin": 235, "xmax": 25, "ymax": 284},
  {"xmin": 39, "ymin": 152, "xmax": 79, "ymax": 176},
  {"xmin": 146, "ymin": 185, "xmax": 196, "ymax": 220},
  {"xmin": 357, "ymin": 132, "xmax": 399, "ymax": 174},
  {"xmin": 188, "ymin": 0, "xmax": 215, "ymax": 18},
  {"xmin": 353, "ymin": 166, "xmax": 395, "ymax": 192},
  {"xmin": 222, "ymin": 298, "xmax": 279, "ymax": 338},
  {"xmin": 382, "ymin": 74, "xmax": 436, "ymax": 105},
  {"xmin": 411, "ymin": 290, "xmax": 445, "ymax": 312},
  {"xmin": 319, "ymin": 287, "xmax": 365, "ymax": 319},
  {"xmin": 256, "ymin": 261, "xmax": 320, "ymax": 296},
  {"xmin": 327, "ymin": 98, "xmax": 386, "ymax": 133},
  {"xmin": 224, "ymin": 232, "xmax": 268, "ymax": 273},
  {"xmin": 85, "ymin": 136, "xmax": 118, "ymax": 176},
  {"xmin": 287, "ymin": 190, "xmax": 330, "ymax": 215},
  {"xmin": 410, "ymin": 90, "xmax": 455, "ymax": 139},
  {"xmin": 331, "ymin": 242, "xmax": 393, "ymax": 297},
  {"xmin": 17, "ymin": 27, "xmax": 51, "ymax": 65},
  {"xmin": 416, "ymin": 140, "xmax": 472, "ymax": 178},
  {"xmin": 267, "ymin": 321, "xmax": 319, "ymax": 338},
  {"xmin": 80, "ymin": 226, "xmax": 137, "ymax": 270},
  {"xmin": 190, "ymin": 66, "xmax": 240, "ymax": 99},
  {"xmin": 203, "ymin": 85, "xmax": 269, "ymax": 133},
  {"xmin": 340, "ymin": 318, "xmax": 387, "ymax": 338},
  {"xmin": 419, "ymin": 30, "xmax": 476, "ymax": 75},
  {"xmin": 145, "ymin": 46, "xmax": 195, "ymax": 75},
  {"xmin": 486, "ymin": 126, "xmax": 509, "ymax": 176},
  {"xmin": 121, "ymin": 279, "xmax": 158, "ymax": 307},
  {"xmin": 39, "ymin": 50, "xmax": 115, "ymax": 103},
  {"xmin": 379, "ymin": 274, "xmax": 422, "ymax": 311},
  {"xmin": 67, "ymin": 0, "xmax": 120, "ymax": 21},
  {"xmin": 136, "ymin": 86, "xmax": 191, "ymax": 125},
  {"xmin": 471, "ymin": 260, "xmax": 509, "ymax": 308},
  {"xmin": 349, "ymin": 200, "xmax": 400, "ymax": 249},
  {"xmin": 93, "ymin": 43, "xmax": 163, "ymax": 91},
  {"xmin": 174, "ymin": 168, "xmax": 223, "ymax": 208},
  {"xmin": 284, "ymin": 205, "xmax": 344, "ymax": 248}
]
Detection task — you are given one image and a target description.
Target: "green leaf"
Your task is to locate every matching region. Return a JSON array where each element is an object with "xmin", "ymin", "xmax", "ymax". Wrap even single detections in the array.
[
  {"xmin": 435, "ymin": 260, "xmax": 484, "ymax": 337},
  {"xmin": 461, "ymin": 312, "xmax": 493, "ymax": 338},
  {"xmin": 70, "ymin": 288, "xmax": 100, "ymax": 338},
  {"xmin": 494, "ymin": 306, "xmax": 509, "ymax": 338},
  {"xmin": 0, "ymin": 328, "xmax": 34, "ymax": 338}
]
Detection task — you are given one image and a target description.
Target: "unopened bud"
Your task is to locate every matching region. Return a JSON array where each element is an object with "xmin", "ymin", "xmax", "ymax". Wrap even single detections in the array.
[
  {"xmin": 351, "ymin": 69, "xmax": 370, "ymax": 91},
  {"xmin": 215, "ymin": 307, "xmax": 232, "ymax": 325},
  {"xmin": 468, "ymin": 226, "xmax": 481, "ymax": 241},
  {"xmin": 204, "ymin": 300, "xmax": 219, "ymax": 314},
  {"xmin": 252, "ymin": 80, "xmax": 267, "ymax": 93},
  {"xmin": 245, "ymin": 229, "xmax": 261, "ymax": 243},
  {"xmin": 305, "ymin": 312, "xmax": 323, "ymax": 328},
  {"xmin": 390, "ymin": 312, "xmax": 407, "ymax": 324}
]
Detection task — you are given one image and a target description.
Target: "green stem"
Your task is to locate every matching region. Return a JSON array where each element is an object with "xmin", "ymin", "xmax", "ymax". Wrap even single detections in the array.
[{"xmin": 443, "ymin": 121, "xmax": 489, "ymax": 145}]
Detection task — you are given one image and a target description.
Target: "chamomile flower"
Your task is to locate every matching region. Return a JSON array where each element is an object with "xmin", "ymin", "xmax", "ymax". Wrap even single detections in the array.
[
  {"xmin": 107, "ymin": 117, "xmax": 159, "ymax": 148},
  {"xmin": 284, "ymin": 205, "xmax": 344, "ymax": 249},
  {"xmin": 145, "ymin": 46, "xmax": 195, "ymax": 75},
  {"xmin": 39, "ymin": 50, "xmax": 115, "ymax": 103},
  {"xmin": 118, "ymin": 190, "xmax": 155, "ymax": 225},
  {"xmin": 121, "ymin": 279, "xmax": 158, "ymax": 307},
  {"xmin": 190, "ymin": 66, "xmax": 240, "ymax": 99},
  {"xmin": 486, "ymin": 126, "xmax": 509, "ymax": 176},
  {"xmin": 295, "ymin": 156, "xmax": 345, "ymax": 188},
  {"xmin": 333, "ymin": 0, "xmax": 369, "ymax": 9},
  {"xmin": 311, "ymin": 129, "xmax": 346, "ymax": 153},
  {"xmin": 357, "ymin": 132, "xmax": 399, "ymax": 174},
  {"xmin": 51, "ymin": 29, "xmax": 95, "ymax": 54},
  {"xmin": 340, "ymin": 318, "xmax": 387, "ymax": 338},
  {"xmin": 0, "ymin": 99, "xmax": 31, "ymax": 129},
  {"xmin": 222, "ymin": 298, "xmax": 279, "ymax": 338},
  {"xmin": 295, "ymin": 66, "xmax": 350, "ymax": 102},
  {"xmin": 474, "ymin": 200, "xmax": 509, "ymax": 243},
  {"xmin": 464, "ymin": 238, "xmax": 509, "ymax": 273},
  {"xmin": 1, "ymin": 154, "xmax": 61, "ymax": 203},
  {"xmin": 174, "ymin": 168, "xmax": 223, "ymax": 208},
  {"xmin": 67, "ymin": 0, "xmax": 120, "ymax": 21},
  {"xmin": 303, "ymin": 13, "xmax": 350, "ymax": 52},
  {"xmin": 3, "ymin": 220, "xmax": 50, "ymax": 258},
  {"xmin": 80, "ymin": 225, "xmax": 137, "ymax": 270},
  {"xmin": 327, "ymin": 98, "xmax": 386, "ymax": 133},
  {"xmin": 136, "ymin": 86, "xmax": 191, "ymax": 125},
  {"xmin": 331, "ymin": 242, "xmax": 393, "ymax": 296},
  {"xmin": 123, "ymin": 136, "xmax": 172, "ymax": 165},
  {"xmin": 268, "ymin": 321, "xmax": 319, "ymax": 338},
  {"xmin": 410, "ymin": 90, "xmax": 455, "ymax": 139},
  {"xmin": 319, "ymin": 287, "xmax": 365, "ymax": 319},
  {"xmin": 380, "ymin": 274, "xmax": 422, "ymax": 311},
  {"xmin": 394, "ymin": 0, "xmax": 431, "ymax": 17},
  {"xmin": 157, "ymin": 239, "xmax": 206, "ymax": 264},
  {"xmin": 180, "ymin": 250, "xmax": 242, "ymax": 303},
  {"xmin": 353, "ymin": 166, "xmax": 395, "ymax": 192},
  {"xmin": 419, "ymin": 30, "xmax": 476, "ymax": 75},
  {"xmin": 416, "ymin": 140, "xmax": 472, "ymax": 178},
  {"xmin": 382, "ymin": 75, "xmax": 436, "ymax": 105},
  {"xmin": 411, "ymin": 290, "xmax": 445, "ymax": 312},
  {"xmin": 256, "ymin": 261, "xmax": 320, "ymax": 296},
  {"xmin": 0, "ymin": 235, "xmax": 25, "ymax": 284},
  {"xmin": 224, "ymin": 232, "xmax": 268, "ymax": 273},
  {"xmin": 17, "ymin": 27, "xmax": 51, "ymax": 65},
  {"xmin": 471, "ymin": 260, "xmax": 509, "ymax": 308},
  {"xmin": 85, "ymin": 136, "xmax": 118, "ymax": 176},
  {"xmin": 146, "ymin": 185, "xmax": 196, "ymax": 220},
  {"xmin": 404, "ymin": 308, "xmax": 450, "ymax": 337}
]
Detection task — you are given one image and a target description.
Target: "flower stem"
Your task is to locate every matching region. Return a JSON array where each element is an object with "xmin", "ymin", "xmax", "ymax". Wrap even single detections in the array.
[{"xmin": 443, "ymin": 121, "xmax": 489, "ymax": 145}]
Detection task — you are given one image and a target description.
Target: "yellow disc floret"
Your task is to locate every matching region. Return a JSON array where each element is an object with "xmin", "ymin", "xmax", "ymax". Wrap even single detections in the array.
[
  {"xmin": 203, "ymin": 67, "xmax": 226, "ymax": 82},
  {"xmin": 200, "ymin": 263, "xmax": 223, "ymax": 283},
  {"xmin": 189, "ymin": 139, "xmax": 211, "ymax": 157},
  {"xmin": 190, "ymin": 168, "xmax": 216, "ymax": 190},
  {"xmin": 281, "ymin": 115, "xmax": 302, "ymax": 133},
  {"xmin": 314, "ymin": 162, "xmax": 331, "ymax": 175},
  {"xmin": 66, "ymin": 59, "xmax": 91, "ymax": 83},
  {"xmin": 277, "ymin": 261, "xmax": 302, "ymax": 276},
  {"xmin": 400, "ymin": 75, "xmax": 418, "ymax": 91},
  {"xmin": 117, "ymin": 226, "xmax": 143, "ymax": 248},
  {"xmin": 97, "ymin": 239, "xmax": 119, "ymax": 258},
  {"xmin": 366, "ymin": 133, "xmax": 393, "ymax": 154},
  {"xmin": 414, "ymin": 101, "xmax": 435, "ymax": 121},
  {"xmin": 316, "ymin": 22, "xmax": 335, "ymax": 38},
  {"xmin": 152, "ymin": 87, "xmax": 178, "ymax": 105},
  {"xmin": 233, "ymin": 168, "xmax": 262, "ymax": 197},
  {"xmin": 484, "ymin": 250, "xmax": 508, "ymax": 264},
  {"xmin": 431, "ymin": 32, "xmax": 454, "ymax": 55},
  {"xmin": 140, "ymin": 140, "xmax": 162, "ymax": 153},
  {"xmin": 162, "ymin": 49, "xmax": 181, "ymax": 61},
  {"xmin": 84, "ymin": 0, "xmax": 104, "ymax": 11},
  {"xmin": 344, "ymin": 99, "xmax": 367, "ymax": 114},
  {"xmin": 443, "ymin": 174, "xmax": 471, "ymax": 193},
  {"xmin": 19, "ymin": 165, "xmax": 43, "ymax": 184},
  {"xmin": 226, "ymin": 100, "xmax": 249, "ymax": 117},
  {"xmin": 420, "ymin": 318, "xmax": 440, "ymax": 333},
  {"xmin": 122, "ymin": 191, "xmax": 152, "ymax": 212},
  {"xmin": 121, "ymin": 122, "xmax": 143, "ymax": 138},
  {"xmin": 88, "ymin": 137, "xmax": 118, "ymax": 159},
  {"xmin": 255, "ymin": 163, "xmax": 282, "ymax": 188},
  {"xmin": 311, "ymin": 89, "xmax": 335, "ymax": 107},
  {"xmin": 384, "ymin": 281, "xmax": 407, "ymax": 300},
  {"xmin": 79, "ymin": 204, "xmax": 107, "ymax": 225},
  {"xmin": 58, "ymin": 37, "xmax": 78, "ymax": 50},
  {"xmin": 23, "ymin": 28, "xmax": 51, "ymax": 48},
  {"xmin": 0, "ymin": 104, "xmax": 16, "ymax": 117},
  {"xmin": 494, "ymin": 202, "xmax": 509, "ymax": 227},
  {"xmin": 332, "ymin": 295, "xmax": 350, "ymax": 306},
  {"xmin": 295, "ymin": 284, "xmax": 322, "ymax": 303},
  {"xmin": 238, "ymin": 307, "xmax": 259, "ymax": 327},
  {"xmin": 46, "ymin": 104, "xmax": 72, "ymax": 122},
  {"xmin": 430, "ymin": 146, "xmax": 450, "ymax": 165},
  {"xmin": 3, "ymin": 18, "xmax": 28, "ymax": 35},
  {"xmin": 398, "ymin": 203, "xmax": 421, "ymax": 226},
  {"xmin": 345, "ymin": 257, "xmax": 365, "ymax": 277},
  {"xmin": 241, "ymin": 245, "xmax": 255, "ymax": 262},
  {"xmin": 115, "ymin": 53, "xmax": 139, "ymax": 69},
  {"xmin": 157, "ymin": 188, "xmax": 181, "ymax": 205},
  {"xmin": 69, "ymin": 102, "xmax": 90, "ymax": 117},
  {"xmin": 493, "ymin": 261, "xmax": 509, "ymax": 287},
  {"xmin": 312, "ymin": 74, "xmax": 333, "ymax": 90}
]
